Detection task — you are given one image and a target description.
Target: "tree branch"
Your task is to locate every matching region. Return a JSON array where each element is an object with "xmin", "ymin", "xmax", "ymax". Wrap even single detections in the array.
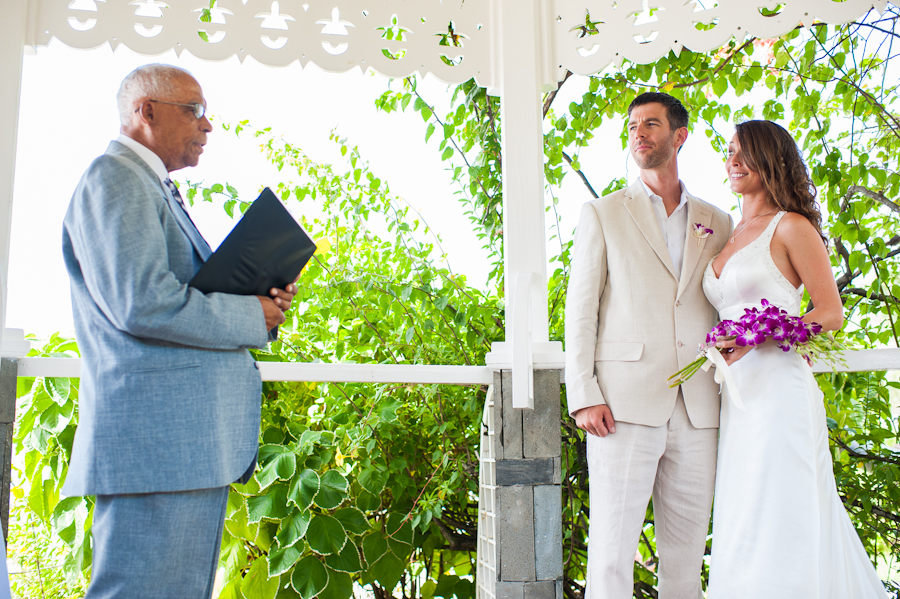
[
  {"xmin": 832, "ymin": 435, "xmax": 900, "ymax": 467},
  {"xmin": 562, "ymin": 151, "xmax": 600, "ymax": 199},
  {"xmin": 543, "ymin": 70, "xmax": 573, "ymax": 118},
  {"xmin": 846, "ymin": 185, "xmax": 900, "ymax": 213}
]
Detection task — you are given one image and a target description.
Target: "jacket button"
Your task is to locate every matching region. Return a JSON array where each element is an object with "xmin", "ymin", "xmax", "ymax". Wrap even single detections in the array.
[
  {"xmin": 675, "ymin": 300, "xmax": 681, "ymax": 307},
  {"xmin": 677, "ymin": 341, "xmax": 684, "ymax": 348}
]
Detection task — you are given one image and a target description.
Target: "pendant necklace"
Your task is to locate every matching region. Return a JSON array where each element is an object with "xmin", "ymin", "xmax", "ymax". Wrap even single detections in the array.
[{"xmin": 730, "ymin": 209, "xmax": 776, "ymax": 243}]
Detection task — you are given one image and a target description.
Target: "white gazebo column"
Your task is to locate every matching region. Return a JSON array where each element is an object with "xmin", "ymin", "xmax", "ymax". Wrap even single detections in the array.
[
  {"xmin": 0, "ymin": 0, "xmax": 31, "ymax": 358},
  {"xmin": 0, "ymin": 0, "xmax": 31, "ymax": 542},
  {"xmin": 479, "ymin": 3, "xmax": 564, "ymax": 599},
  {"xmin": 485, "ymin": 0, "xmax": 564, "ymax": 410}
]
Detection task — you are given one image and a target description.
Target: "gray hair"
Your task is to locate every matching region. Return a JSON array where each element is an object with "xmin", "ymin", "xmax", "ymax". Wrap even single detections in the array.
[{"xmin": 117, "ymin": 64, "xmax": 193, "ymax": 127}]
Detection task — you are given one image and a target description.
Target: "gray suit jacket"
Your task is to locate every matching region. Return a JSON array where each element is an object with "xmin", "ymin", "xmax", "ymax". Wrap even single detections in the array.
[
  {"xmin": 62, "ymin": 141, "xmax": 269, "ymax": 496},
  {"xmin": 564, "ymin": 180, "xmax": 733, "ymax": 429}
]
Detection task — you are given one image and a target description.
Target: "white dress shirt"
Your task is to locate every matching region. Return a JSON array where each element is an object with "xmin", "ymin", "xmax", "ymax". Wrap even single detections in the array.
[
  {"xmin": 641, "ymin": 179, "xmax": 689, "ymax": 280},
  {"xmin": 116, "ymin": 134, "xmax": 169, "ymax": 185}
]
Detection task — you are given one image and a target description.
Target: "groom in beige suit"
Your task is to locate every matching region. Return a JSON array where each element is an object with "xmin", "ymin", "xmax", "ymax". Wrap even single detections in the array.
[{"xmin": 565, "ymin": 92, "xmax": 732, "ymax": 598}]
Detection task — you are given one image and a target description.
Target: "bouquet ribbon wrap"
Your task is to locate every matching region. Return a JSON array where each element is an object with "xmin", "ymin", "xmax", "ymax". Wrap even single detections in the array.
[{"xmin": 701, "ymin": 348, "xmax": 747, "ymax": 412}]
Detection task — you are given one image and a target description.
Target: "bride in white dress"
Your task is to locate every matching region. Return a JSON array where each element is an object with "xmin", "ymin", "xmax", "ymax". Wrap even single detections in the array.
[{"xmin": 702, "ymin": 120, "xmax": 888, "ymax": 598}]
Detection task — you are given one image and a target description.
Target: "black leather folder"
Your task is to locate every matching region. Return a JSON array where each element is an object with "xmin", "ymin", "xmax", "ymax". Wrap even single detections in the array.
[{"xmin": 189, "ymin": 187, "xmax": 317, "ymax": 295}]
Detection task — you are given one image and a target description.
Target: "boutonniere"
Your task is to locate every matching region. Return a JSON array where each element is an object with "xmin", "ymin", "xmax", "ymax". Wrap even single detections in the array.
[{"xmin": 692, "ymin": 223, "xmax": 714, "ymax": 247}]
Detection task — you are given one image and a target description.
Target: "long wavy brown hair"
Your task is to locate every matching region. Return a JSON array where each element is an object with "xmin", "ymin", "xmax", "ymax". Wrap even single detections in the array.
[{"xmin": 734, "ymin": 120, "xmax": 826, "ymax": 244}]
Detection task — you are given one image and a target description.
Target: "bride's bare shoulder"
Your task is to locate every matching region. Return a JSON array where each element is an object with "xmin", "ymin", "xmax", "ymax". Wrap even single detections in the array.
[
  {"xmin": 775, "ymin": 211, "xmax": 818, "ymax": 236},
  {"xmin": 773, "ymin": 211, "xmax": 826, "ymax": 254}
]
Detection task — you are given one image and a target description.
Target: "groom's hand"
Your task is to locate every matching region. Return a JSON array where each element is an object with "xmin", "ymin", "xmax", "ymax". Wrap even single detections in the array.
[{"xmin": 574, "ymin": 404, "xmax": 617, "ymax": 437}]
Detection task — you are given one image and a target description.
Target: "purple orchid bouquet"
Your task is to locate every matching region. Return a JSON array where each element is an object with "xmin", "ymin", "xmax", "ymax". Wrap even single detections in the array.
[{"xmin": 668, "ymin": 299, "xmax": 844, "ymax": 387}]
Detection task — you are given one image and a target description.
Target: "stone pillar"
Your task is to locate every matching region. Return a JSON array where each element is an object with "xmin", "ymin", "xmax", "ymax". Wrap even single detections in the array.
[
  {"xmin": 0, "ymin": 357, "xmax": 18, "ymax": 541},
  {"xmin": 478, "ymin": 369, "xmax": 563, "ymax": 599}
]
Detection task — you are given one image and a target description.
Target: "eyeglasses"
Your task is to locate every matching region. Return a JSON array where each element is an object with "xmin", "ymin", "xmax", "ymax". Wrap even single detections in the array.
[{"xmin": 140, "ymin": 99, "xmax": 206, "ymax": 119}]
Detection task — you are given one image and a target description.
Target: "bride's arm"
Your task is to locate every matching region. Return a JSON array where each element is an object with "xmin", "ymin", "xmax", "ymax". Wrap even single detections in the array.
[{"xmin": 774, "ymin": 212, "xmax": 843, "ymax": 332}]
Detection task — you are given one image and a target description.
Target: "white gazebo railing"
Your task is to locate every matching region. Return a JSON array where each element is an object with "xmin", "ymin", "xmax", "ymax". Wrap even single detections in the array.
[{"xmin": 0, "ymin": 1, "xmax": 893, "ymax": 598}]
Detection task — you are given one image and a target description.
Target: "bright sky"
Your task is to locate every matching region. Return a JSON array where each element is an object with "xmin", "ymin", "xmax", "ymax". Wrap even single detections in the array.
[{"xmin": 7, "ymin": 40, "xmax": 739, "ymax": 339}]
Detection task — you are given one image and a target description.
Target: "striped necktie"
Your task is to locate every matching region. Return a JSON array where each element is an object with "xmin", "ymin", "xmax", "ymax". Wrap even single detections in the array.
[{"xmin": 164, "ymin": 178, "xmax": 185, "ymax": 207}]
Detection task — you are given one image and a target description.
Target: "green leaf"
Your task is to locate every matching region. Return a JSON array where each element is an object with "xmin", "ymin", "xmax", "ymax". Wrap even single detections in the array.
[
  {"xmin": 333, "ymin": 507, "xmax": 368, "ymax": 535},
  {"xmin": 291, "ymin": 555, "xmax": 329, "ymax": 599},
  {"xmin": 712, "ymin": 76, "xmax": 728, "ymax": 98},
  {"xmin": 369, "ymin": 549, "xmax": 405, "ymax": 592},
  {"xmin": 225, "ymin": 498, "xmax": 258, "ymax": 543},
  {"xmin": 434, "ymin": 574, "xmax": 462, "ymax": 598},
  {"xmin": 51, "ymin": 496, "xmax": 87, "ymax": 548},
  {"xmin": 441, "ymin": 147, "xmax": 454, "ymax": 161},
  {"xmin": 39, "ymin": 401, "xmax": 74, "ymax": 435},
  {"xmin": 269, "ymin": 544, "xmax": 303, "ymax": 578},
  {"xmin": 248, "ymin": 484, "xmax": 291, "ymax": 523},
  {"xmin": 44, "ymin": 377, "xmax": 70, "ymax": 406},
  {"xmin": 258, "ymin": 444, "xmax": 298, "ymax": 489},
  {"xmin": 242, "ymin": 557, "xmax": 280, "ymax": 599},
  {"xmin": 314, "ymin": 470, "xmax": 349, "ymax": 510},
  {"xmin": 318, "ymin": 569, "xmax": 353, "ymax": 599},
  {"xmin": 324, "ymin": 539, "xmax": 363, "ymax": 573},
  {"xmin": 288, "ymin": 469, "xmax": 320, "ymax": 510},
  {"xmin": 356, "ymin": 489, "xmax": 381, "ymax": 512},
  {"xmin": 277, "ymin": 509, "xmax": 312, "ymax": 548},
  {"xmin": 377, "ymin": 399, "xmax": 401, "ymax": 423},
  {"xmin": 358, "ymin": 467, "xmax": 388, "ymax": 495},
  {"xmin": 385, "ymin": 513, "xmax": 414, "ymax": 560},
  {"xmin": 425, "ymin": 123, "xmax": 436, "ymax": 143},
  {"xmin": 362, "ymin": 532, "xmax": 388, "ymax": 564},
  {"xmin": 307, "ymin": 514, "xmax": 347, "ymax": 555}
]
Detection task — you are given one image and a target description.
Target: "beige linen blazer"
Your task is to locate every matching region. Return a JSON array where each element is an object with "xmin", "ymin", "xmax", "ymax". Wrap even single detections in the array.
[{"xmin": 565, "ymin": 180, "xmax": 733, "ymax": 429}]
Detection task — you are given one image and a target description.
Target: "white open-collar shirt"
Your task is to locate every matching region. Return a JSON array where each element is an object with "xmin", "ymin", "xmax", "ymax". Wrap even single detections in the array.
[{"xmin": 641, "ymin": 178, "xmax": 689, "ymax": 281}]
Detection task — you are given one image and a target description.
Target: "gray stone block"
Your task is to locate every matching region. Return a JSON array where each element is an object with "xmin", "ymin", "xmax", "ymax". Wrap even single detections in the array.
[
  {"xmin": 498, "ymin": 485, "xmax": 536, "ymax": 581},
  {"xmin": 555, "ymin": 580, "xmax": 563, "ymax": 599},
  {"xmin": 500, "ymin": 370, "xmax": 523, "ymax": 459},
  {"xmin": 0, "ymin": 358, "xmax": 18, "ymax": 542},
  {"xmin": 523, "ymin": 581, "xmax": 556, "ymax": 599},
  {"xmin": 0, "ymin": 359, "xmax": 18, "ymax": 423},
  {"xmin": 533, "ymin": 485, "xmax": 563, "ymax": 580},
  {"xmin": 496, "ymin": 458, "xmax": 555, "ymax": 486},
  {"xmin": 523, "ymin": 370, "xmax": 561, "ymax": 459},
  {"xmin": 496, "ymin": 582, "xmax": 524, "ymax": 599}
]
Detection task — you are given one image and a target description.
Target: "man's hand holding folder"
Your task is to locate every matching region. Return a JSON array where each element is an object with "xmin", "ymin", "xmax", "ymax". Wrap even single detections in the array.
[{"xmin": 259, "ymin": 284, "xmax": 297, "ymax": 329}]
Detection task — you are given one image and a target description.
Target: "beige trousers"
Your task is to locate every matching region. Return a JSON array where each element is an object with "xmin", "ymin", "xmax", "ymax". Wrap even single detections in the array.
[{"xmin": 585, "ymin": 394, "xmax": 717, "ymax": 599}]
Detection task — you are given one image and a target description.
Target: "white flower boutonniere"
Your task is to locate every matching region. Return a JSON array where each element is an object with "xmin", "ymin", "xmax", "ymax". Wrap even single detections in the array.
[{"xmin": 692, "ymin": 222, "xmax": 714, "ymax": 247}]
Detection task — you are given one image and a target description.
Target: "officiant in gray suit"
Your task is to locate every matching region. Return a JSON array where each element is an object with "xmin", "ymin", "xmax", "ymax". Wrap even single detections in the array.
[{"xmin": 62, "ymin": 64, "xmax": 296, "ymax": 599}]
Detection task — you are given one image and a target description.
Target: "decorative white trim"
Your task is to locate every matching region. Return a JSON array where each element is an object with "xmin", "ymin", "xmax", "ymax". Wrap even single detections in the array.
[
  {"xmin": 25, "ymin": 1, "xmax": 886, "ymax": 90},
  {"xmin": 28, "ymin": 0, "xmax": 493, "ymax": 86},
  {"xmin": 551, "ymin": 0, "xmax": 887, "ymax": 79}
]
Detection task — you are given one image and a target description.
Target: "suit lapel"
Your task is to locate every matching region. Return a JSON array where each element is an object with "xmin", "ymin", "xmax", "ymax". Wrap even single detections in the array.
[
  {"xmin": 623, "ymin": 181, "xmax": 677, "ymax": 281},
  {"xmin": 677, "ymin": 195, "xmax": 713, "ymax": 299}
]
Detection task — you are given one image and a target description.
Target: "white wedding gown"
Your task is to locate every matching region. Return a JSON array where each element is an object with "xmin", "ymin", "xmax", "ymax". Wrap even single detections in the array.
[{"xmin": 702, "ymin": 212, "xmax": 888, "ymax": 598}]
